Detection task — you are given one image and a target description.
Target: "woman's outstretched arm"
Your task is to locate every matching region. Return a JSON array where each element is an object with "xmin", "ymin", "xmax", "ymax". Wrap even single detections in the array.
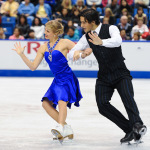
[{"xmin": 12, "ymin": 42, "xmax": 45, "ymax": 71}]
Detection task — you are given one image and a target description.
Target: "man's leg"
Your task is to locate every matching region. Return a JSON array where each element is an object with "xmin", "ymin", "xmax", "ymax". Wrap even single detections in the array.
[
  {"xmin": 116, "ymin": 78, "xmax": 146, "ymax": 142},
  {"xmin": 95, "ymin": 80, "xmax": 132, "ymax": 134},
  {"xmin": 116, "ymin": 78, "xmax": 143, "ymax": 126}
]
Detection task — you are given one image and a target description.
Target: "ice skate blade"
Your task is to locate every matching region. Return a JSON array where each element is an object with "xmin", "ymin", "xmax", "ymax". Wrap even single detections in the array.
[
  {"xmin": 64, "ymin": 134, "xmax": 74, "ymax": 140},
  {"xmin": 53, "ymin": 134, "xmax": 73, "ymax": 140},
  {"xmin": 121, "ymin": 141, "xmax": 131, "ymax": 145},
  {"xmin": 51, "ymin": 129, "xmax": 64, "ymax": 144}
]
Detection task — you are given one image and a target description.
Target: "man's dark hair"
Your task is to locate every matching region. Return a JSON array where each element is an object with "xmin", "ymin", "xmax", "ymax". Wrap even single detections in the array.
[{"xmin": 80, "ymin": 9, "xmax": 100, "ymax": 25}]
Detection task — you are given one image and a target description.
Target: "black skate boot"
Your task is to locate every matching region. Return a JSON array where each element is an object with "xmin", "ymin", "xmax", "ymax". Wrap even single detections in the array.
[
  {"xmin": 133, "ymin": 122, "xmax": 147, "ymax": 144},
  {"xmin": 120, "ymin": 131, "xmax": 134, "ymax": 144}
]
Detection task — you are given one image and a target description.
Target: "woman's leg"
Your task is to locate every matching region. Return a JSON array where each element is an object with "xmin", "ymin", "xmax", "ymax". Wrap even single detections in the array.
[
  {"xmin": 42, "ymin": 99, "xmax": 67, "ymax": 125},
  {"xmin": 58, "ymin": 100, "xmax": 67, "ymax": 126}
]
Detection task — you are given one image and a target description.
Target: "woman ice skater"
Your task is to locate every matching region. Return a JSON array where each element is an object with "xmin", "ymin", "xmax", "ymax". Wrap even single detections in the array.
[{"xmin": 12, "ymin": 20, "xmax": 91, "ymax": 142}]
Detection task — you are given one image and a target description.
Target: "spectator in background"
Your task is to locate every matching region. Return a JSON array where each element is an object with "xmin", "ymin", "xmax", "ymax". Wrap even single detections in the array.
[
  {"xmin": 131, "ymin": 18, "xmax": 149, "ymax": 38},
  {"xmin": 134, "ymin": 0, "xmax": 149, "ymax": 8},
  {"xmin": 64, "ymin": 26, "xmax": 79, "ymax": 41},
  {"xmin": 0, "ymin": 27, "xmax": 6, "ymax": 39},
  {"xmin": 35, "ymin": 0, "xmax": 52, "ymax": 20},
  {"xmin": 56, "ymin": 0, "xmax": 73, "ymax": 14},
  {"xmin": 0, "ymin": 0, "xmax": 19, "ymax": 17},
  {"xmin": 103, "ymin": 17, "xmax": 109, "ymax": 24},
  {"xmin": 73, "ymin": 0, "xmax": 87, "ymax": 11},
  {"xmin": 30, "ymin": 17, "xmax": 45, "ymax": 39},
  {"xmin": 102, "ymin": 0, "xmax": 108, "ymax": 8},
  {"xmin": 132, "ymin": 32, "xmax": 140, "ymax": 40},
  {"xmin": 56, "ymin": 8, "xmax": 70, "ymax": 25},
  {"xmin": 117, "ymin": 16, "xmax": 132, "ymax": 39},
  {"xmin": 118, "ymin": 0, "xmax": 133, "ymax": 6},
  {"xmin": 91, "ymin": 2, "xmax": 97, "ymax": 10},
  {"xmin": 27, "ymin": 29, "xmax": 37, "ymax": 39},
  {"xmin": 16, "ymin": 15, "xmax": 30, "ymax": 38},
  {"xmin": 121, "ymin": 8, "xmax": 133, "ymax": 24},
  {"xmin": 9, "ymin": 27, "xmax": 24, "ymax": 39},
  {"xmin": 117, "ymin": 0, "xmax": 133, "ymax": 16},
  {"xmin": 106, "ymin": 0, "xmax": 119, "ymax": 17},
  {"xmin": 71, "ymin": 7, "xmax": 80, "ymax": 26},
  {"xmin": 134, "ymin": 7, "xmax": 147, "ymax": 25},
  {"xmin": 64, "ymin": 19, "xmax": 80, "ymax": 36},
  {"xmin": 120, "ymin": 29, "xmax": 130, "ymax": 40},
  {"xmin": 104, "ymin": 8, "xmax": 115, "ymax": 25},
  {"xmin": 18, "ymin": 0, "xmax": 35, "ymax": 21},
  {"xmin": 86, "ymin": 0, "xmax": 102, "ymax": 7},
  {"xmin": 16, "ymin": 0, "xmax": 39, "ymax": 6}
]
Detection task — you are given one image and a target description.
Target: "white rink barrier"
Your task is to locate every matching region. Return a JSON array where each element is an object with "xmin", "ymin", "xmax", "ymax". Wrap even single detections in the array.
[{"xmin": 0, "ymin": 40, "xmax": 150, "ymax": 78}]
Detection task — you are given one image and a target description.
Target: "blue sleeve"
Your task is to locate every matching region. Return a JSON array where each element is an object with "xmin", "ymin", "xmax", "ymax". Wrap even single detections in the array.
[
  {"xmin": 35, "ymin": 5, "xmax": 39, "ymax": 14},
  {"xmin": 45, "ymin": 4, "xmax": 52, "ymax": 17},
  {"xmin": 28, "ymin": 3, "xmax": 35, "ymax": 15},
  {"xmin": 18, "ymin": 4, "xmax": 24, "ymax": 15}
]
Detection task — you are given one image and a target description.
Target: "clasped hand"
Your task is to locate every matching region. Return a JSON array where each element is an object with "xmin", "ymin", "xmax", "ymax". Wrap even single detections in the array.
[{"xmin": 73, "ymin": 48, "xmax": 92, "ymax": 61}]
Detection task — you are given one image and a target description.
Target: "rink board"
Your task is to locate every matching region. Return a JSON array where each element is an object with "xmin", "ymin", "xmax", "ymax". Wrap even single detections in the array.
[{"xmin": 0, "ymin": 40, "xmax": 150, "ymax": 78}]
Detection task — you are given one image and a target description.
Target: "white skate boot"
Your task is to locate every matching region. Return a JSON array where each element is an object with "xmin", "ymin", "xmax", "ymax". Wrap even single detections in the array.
[
  {"xmin": 63, "ymin": 124, "xmax": 74, "ymax": 140},
  {"xmin": 51, "ymin": 124, "xmax": 64, "ymax": 143}
]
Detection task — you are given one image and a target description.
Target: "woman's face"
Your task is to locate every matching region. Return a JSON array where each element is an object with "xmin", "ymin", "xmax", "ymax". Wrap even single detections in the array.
[
  {"xmin": 133, "ymin": 34, "xmax": 139, "ymax": 40},
  {"xmin": 14, "ymin": 28, "xmax": 20, "ymax": 36},
  {"xmin": 138, "ymin": 10, "xmax": 143, "ymax": 15},
  {"xmin": 20, "ymin": 17, "xmax": 25, "ymax": 24},
  {"xmin": 68, "ymin": 20, "xmax": 73, "ymax": 27},
  {"xmin": 39, "ymin": 0, "xmax": 44, "ymax": 5},
  {"xmin": 34, "ymin": 18, "xmax": 40, "ymax": 25},
  {"xmin": 65, "ymin": 0, "xmax": 69, "ymax": 5},
  {"xmin": 74, "ymin": 10, "xmax": 79, "ymax": 16},
  {"xmin": 122, "ymin": 0, "xmax": 127, "ymax": 6},
  {"xmin": 67, "ymin": 28, "xmax": 74, "ymax": 37},
  {"xmin": 62, "ymin": 8, "xmax": 68, "ymax": 16},
  {"xmin": 105, "ymin": 9, "xmax": 110, "ymax": 16},
  {"xmin": 44, "ymin": 28, "xmax": 55, "ymax": 40},
  {"xmin": 122, "ymin": 11, "xmax": 127, "ymax": 16},
  {"xmin": 137, "ymin": 20, "xmax": 143, "ymax": 26}
]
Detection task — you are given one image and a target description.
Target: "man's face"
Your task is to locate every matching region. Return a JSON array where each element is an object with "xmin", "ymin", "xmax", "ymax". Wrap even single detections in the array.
[
  {"xmin": 80, "ymin": 16, "xmax": 93, "ymax": 33},
  {"xmin": 121, "ymin": 17, "xmax": 127, "ymax": 24}
]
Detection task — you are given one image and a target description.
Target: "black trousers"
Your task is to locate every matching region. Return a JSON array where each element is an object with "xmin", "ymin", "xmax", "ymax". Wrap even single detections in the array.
[{"xmin": 95, "ymin": 76, "xmax": 143, "ymax": 133}]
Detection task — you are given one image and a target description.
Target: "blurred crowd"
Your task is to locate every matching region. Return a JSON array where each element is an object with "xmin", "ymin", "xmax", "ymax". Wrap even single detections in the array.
[{"xmin": 0, "ymin": 0, "xmax": 150, "ymax": 41}]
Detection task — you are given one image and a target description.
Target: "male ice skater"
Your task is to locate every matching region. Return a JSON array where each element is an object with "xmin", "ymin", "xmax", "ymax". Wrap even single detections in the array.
[{"xmin": 68, "ymin": 8, "xmax": 147, "ymax": 144}]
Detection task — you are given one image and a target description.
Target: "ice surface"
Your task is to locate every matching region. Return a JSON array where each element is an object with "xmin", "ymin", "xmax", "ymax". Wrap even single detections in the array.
[{"xmin": 0, "ymin": 78, "xmax": 149, "ymax": 150}]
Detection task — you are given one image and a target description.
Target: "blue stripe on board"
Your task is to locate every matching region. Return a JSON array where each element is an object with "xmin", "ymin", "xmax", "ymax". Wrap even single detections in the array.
[{"xmin": 0, "ymin": 70, "xmax": 150, "ymax": 78}]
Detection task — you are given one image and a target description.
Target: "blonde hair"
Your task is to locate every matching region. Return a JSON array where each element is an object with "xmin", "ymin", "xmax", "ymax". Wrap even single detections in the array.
[
  {"xmin": 61, "ymin": 0, "xmax": 72, "ymax": 10},
  {"xmin": 45, "ymin": 20, "xmax": 64, "ymax": 35},
  {"xmin": 105, "ymin": 8, "xmax": 114, "ymax": 17}
]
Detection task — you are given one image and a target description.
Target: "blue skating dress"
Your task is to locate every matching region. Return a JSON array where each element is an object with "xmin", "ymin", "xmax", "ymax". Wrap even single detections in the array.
[{"xmin": 41, "ymin": 50, "xmax": 83, "ymax": 109}]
